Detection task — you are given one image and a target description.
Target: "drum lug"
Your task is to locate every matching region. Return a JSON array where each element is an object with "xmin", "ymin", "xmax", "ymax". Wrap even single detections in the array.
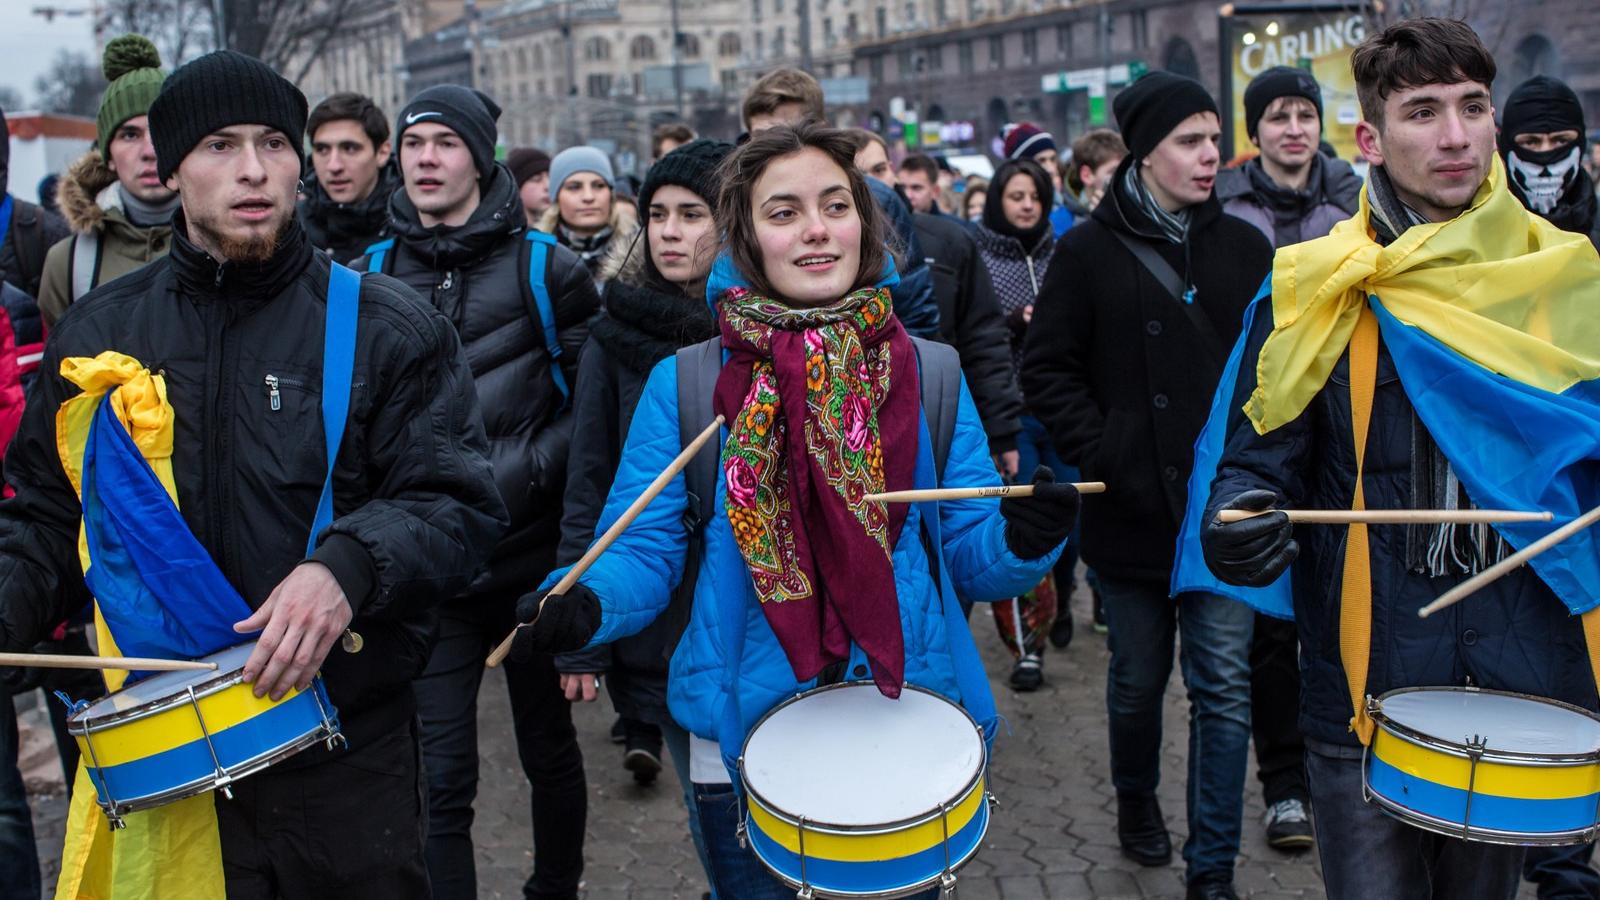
[
  {"xmin": 986, "ymin": 791, "xmax": 999, "ymax": 811},
  {"xmin": 106, "ymin": 810, "xmax": 126, "ymax": 831},
  {"xmin": 1460, "ymin": 734, "xmax": 1488, "ymax": 842},
  {"xmin": 939, "ymin": 872, "xmax": 958, "ymax": 897},
  {"xmin": 219, "ymin": 782, "xmax": 234, "ymax": 801}
]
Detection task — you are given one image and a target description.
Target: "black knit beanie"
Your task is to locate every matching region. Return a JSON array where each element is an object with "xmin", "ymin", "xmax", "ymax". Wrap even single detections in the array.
[
  {"xmin": 1244, "ymin": 66, "xmax": 1323, "ymax": 140},
  {"xmin": 506, "ymin": 147, "xmax": 551, "ymax": 186},
  {"xmin": 638, "ymin": 139, "xmax": 735, "ymax": 216},
  {"xmin": 396, "ymin": 85, "xmax": 502, "ymax": 188},
  {"xmin": 1112, "ymin": 71, "xmax": 1219, "ymax": 160},
  {"xmin": 1499, "ymin": 75, "xmax": 1587, "ymax": 156},
  {"xmin": 148, "ymin": 50, "xmax": 308, "ymax": 183}
]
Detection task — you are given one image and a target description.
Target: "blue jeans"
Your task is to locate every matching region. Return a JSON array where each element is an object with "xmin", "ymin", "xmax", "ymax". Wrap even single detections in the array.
[
  {"xmin": 1307, "ymin": 748, "xmax": 1524, "ymax": 900},
  {"xmin": 694, "ymin": 783, "xmax": 942, "ymax": 899},
  {"xmin": 0, "ymin": 687, "xmax": 41, "ymax": 900},
  {"xmin": 661, "ymin": 722, "xmax": 715, "ymax": 898},
  {"xmin": 1098, "ymin": 575, "xmax": 1253, "ymax": 882},
  {"xmin": 1524, "ymin": 843, "xmax": 1600, "ymax": 900}
]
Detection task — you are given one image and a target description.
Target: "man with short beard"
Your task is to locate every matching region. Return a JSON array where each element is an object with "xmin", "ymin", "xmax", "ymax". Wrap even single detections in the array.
[
  {"xmin": 354, "ymin": 83, "xmax": 599, "ymax": 900},
  {"xmin": 298, "ymin": 91, "xmax": 400, "ymax": 264},
  {"xmin": 0, "ymin": 50, "xmax": 507, "ymax": 897},
  {"xmin": 1023, "ymin": 70, "xmax": 1272, "ymax": 900}
]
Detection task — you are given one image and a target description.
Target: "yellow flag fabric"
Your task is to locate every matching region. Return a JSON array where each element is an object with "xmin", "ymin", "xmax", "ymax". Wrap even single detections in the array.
[
  {"xmin": 52, "ymin": 350, "xmax": 227, "ymax": 900},
  {"xmin": 1244, "ymin": 155, "xmax": 1600, "ymax": 435}
]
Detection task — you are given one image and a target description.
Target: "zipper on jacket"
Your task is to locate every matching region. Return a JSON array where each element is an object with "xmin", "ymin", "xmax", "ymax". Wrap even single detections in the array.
[
  {"xmin": 264, "ymin": 375, "xmax": 281, "ymax": 411},
  {"xmin": 1025, "ymin": 257, "xmax": 1039, "ymax": 295}
]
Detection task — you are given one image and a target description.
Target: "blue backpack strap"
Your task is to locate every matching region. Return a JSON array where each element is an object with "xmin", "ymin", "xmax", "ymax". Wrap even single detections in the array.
[
  {"xmin": 362, "ymin": 238, "xmax": 395, "ymax": 274},
  {"xmin": 525, "ymin": 231, "xmax": 568, "ymax": 407},
  {"xmin": 307, "ymin": 262, "xmax": 361, "ymax": 555}
]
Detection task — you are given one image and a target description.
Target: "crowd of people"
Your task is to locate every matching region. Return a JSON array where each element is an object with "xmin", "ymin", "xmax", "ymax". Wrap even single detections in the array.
[{"xmin": 0, "ymin": 15, "xmax": 1599, "ymax": 900}]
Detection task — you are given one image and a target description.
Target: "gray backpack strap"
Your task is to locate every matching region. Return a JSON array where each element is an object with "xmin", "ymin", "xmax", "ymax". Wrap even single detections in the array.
[
  {"xmin": 660, "ymin": 337, "xmax": 724, "ymax": 660},
  {"xmin": 70, "ymin": 231, "xmax": 101, "ymax": 301},
  {"xmin": 910, "ymin": 336, "xmax": 961, "ymax": 477}
]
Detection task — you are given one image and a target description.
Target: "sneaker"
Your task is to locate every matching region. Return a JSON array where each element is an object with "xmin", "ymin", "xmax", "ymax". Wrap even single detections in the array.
[
  {"xmin": 1185, "ymin": 877, "xmax": 1240, "ymax": 900},
  {"xmin": 1091, "ymin": 585, "xmax": 1107, "ymax": 634},
  {"xmin": 624, "ymin": 746, "xmax": 662, "ymax": 785},
  {"xmin": 609, "ymin": 717, "xmax": 625, "ymax": 744},
  {"xmin": 1009, "ymin": 652, "xmax": 1044, "ymax": 692},
  {"xmin": 1263, "ymin": 797, "xmax": 1315, "ymax": 851},
  {"xmin": 1048, "ymin": 613, "xmax": 1074, "ymax": 649}
]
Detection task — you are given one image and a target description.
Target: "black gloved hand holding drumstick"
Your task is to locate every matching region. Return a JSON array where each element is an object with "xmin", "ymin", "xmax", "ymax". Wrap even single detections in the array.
[
  {"xmin": 999, "ymin": 466, "xmax": 1082, "ymax": 560},
  {"xmin": 1202, "ymin": 489, "xmax": 1299, "ymax": 586},
  {"xmin": 508, "ymin": 583, "xmax": 602, "ymax": 663}
]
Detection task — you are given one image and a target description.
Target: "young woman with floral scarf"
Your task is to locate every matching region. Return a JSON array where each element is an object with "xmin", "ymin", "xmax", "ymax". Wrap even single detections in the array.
[{"xmin": 510, "ymin": 122, "xmax": 1078, "ymax": 897}]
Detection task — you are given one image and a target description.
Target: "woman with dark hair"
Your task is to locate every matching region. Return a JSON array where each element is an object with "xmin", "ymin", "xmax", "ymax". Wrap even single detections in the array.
[
  {"xmin": 511, "ymin": 122, "xmax": 1078, "ymax": 897},
  {"xmin": 973, "ymin": 158, "xmax": 1078, "ymax": 688}
]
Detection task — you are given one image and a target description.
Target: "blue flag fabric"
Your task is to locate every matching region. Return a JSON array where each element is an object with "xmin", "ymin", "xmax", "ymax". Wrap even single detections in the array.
[
  {"xmin": 1170, "ymin": 284, "xmax": 1294, "ymax": 618},
  {"xmin": 81, "ymin": 392, "xmax": 253, "ymax": 660}
]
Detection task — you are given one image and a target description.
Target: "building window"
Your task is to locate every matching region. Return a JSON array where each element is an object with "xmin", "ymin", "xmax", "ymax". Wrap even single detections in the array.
[
  {"xmin": 722, "ymin": 69, "xmax": 739, "ymax": 94},
  {"xmin": 824, "ymin": 17, "xmax": 835, "ymax": 47},
  {"xmin": 1055, "ymin": 22, "xmax": 1070, "ymax": 59},
  {"xmin": 587, "ymin": 73, "xmax": 613, "ymax": 96},
  {"xmin": 533, "ymin": 43, "xmax": 545, "ymax": 68},
  {"xmin": 869, "ymin": 54, "xmax": 884, "ymax": 82},
  {"xmin": 752, "ymin": 0, "xmax": 761, "ymax": 19},
  {"xmin": 774, "ymin": 25, "xmax": 785, "ymax": 56},
  {"xmin": 904, "ymin": 1, "xmax": 915, "ymax": 25},
  {"xmin": 680, "ymin": 33, "xmax": 701, "ymax": 58},
  {"xmin": 1021, "ymin": 29, "xmax": 1036, "ymax": 64},
  {"xmin": 1132, "ymin": 10, "xmax": 1149, "ymax": 49},
  {"xmin": 516, "ymin": 47, "xmax": 528, "ymax": 73},
  {"xmin": 958, "ymin": 38, "xmax": 973, "ymax": 73},
  {"xmin": 755, "ymin": 28, "xmax": 764, "ymax": 59},
  {"xmin": 584, "ymin": 37, "xmax": 612, "ymax": 61},
  {"xmin": 988, "ymin": 34, "xmax": 1003, "ymax": 69},
  {"xmin": 775, "ymin": 0, "xmax": 783, "ymax": 12},
  {"xmin": 935, "ymin": 0, "xmax": 947, "ymax": 24},
  {"xmin": 718, "ymin": 32, "xmax": 741, "ymax": 57},
  {"xmin": 898, "ymin": 47, "xmax": 914, "ymax": 75},
  {"xmin": 926, "ymin": 44, "xmax": 943, "ymax": 71},
  {"xmin": 876, "ymin": 5, "xmax": 887, "ymax": 38},
  {"xmin": 847, "ymin": 13, "xmax": 859, "ymax": 39},
  {"xmin": 631, "ymin": 35, "xmax": 658, "ymax": 60}
]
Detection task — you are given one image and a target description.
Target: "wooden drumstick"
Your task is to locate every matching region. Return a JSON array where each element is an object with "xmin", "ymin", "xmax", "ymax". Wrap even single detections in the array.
[
  {"xmin": 1218, "ymin": 508, "xmax": 1553, "ymax": 525},
  {"xmin": 1417, "ymin": 501, "xmax": 1600, "ymax": 619},
  {"xmin": 485, "ymin": 415, "xmax": 727, "ymax": 669},
  {"xmin": 864, "ymin": 482, "xmax": 1107, "ymax": 503},
  {"xmin": 0, "ymin": 652, "xmax": 217, "ymax": 672}
]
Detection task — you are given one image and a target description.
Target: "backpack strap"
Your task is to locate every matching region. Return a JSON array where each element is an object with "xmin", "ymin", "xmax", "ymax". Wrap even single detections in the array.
[
  {"xmin": 9, "ymin": 201, "xmax": 47, "ymax": 295},
  {"xmin": 307, "ymin": 262, "xmax": 361, "ymax": 555},
  {"xmin": 524, "ymin": 231, "xmax": 569, "ymax": 408},
  {"xmin": 910, "ymin": 336, "xmax": 960, "ymax": 477},
  {"xmin": 362, "ymin": 238, "xmax": 395, "ymax": 274},
  {"xmin": 660, "ymin": 336, "xmax": 723, "ymax": 660},
  {"xmin": 71, "ymin": 231, "xmax": 102, "ymax": 301}
]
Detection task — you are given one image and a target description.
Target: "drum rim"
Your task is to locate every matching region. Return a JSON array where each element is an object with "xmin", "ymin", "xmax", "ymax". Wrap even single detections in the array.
[
  {"xmin": 738, "ymin": 682, "xmax": 989, "ymax": 834},
  {"xmin": 1370, "ymin": 686, "xmax": 1600, "ymax": 765},
  {"xmin": 93, "ymin": 722, "xmax": 339, "ymax": 817},
  {"xmin": 66, "ymin": 670, "xmax": 323, "ymax": 733}
]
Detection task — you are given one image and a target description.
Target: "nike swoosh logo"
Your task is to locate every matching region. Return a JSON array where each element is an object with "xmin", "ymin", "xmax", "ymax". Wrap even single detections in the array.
[{"xmin": 405, "ymin": 111, "xmax": 442, "ymax": 124}]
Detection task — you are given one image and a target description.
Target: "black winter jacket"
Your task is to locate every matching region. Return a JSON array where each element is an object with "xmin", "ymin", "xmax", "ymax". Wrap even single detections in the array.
[
  {"xmin": 1, "ymin": 196, "xmax": 70, "ymax": 299},
  {"xmin": 1022, "ymin": 157, "xmax": 1273, "ymax": 579},
  {"xmin": 0, "ymin": 215, "xmax": 508, "ymax": 751},
  {"xmin": 358, "ymin": 164, "xmax": 599, "ymax": 596},
  {"xmin": 552, "ymin": 266, "xmax": 718, "ymax": 723},
  {"xmin": 298, "ymin": 163, "xmax": 401, "ymax": 265},
  {"xmin": 1205, "ymin": 305, "xmax": 1597, "ymax": 748},
  {"xmin": 913, "ymin": 212, "xmax": 1022, "ymax": 454}
]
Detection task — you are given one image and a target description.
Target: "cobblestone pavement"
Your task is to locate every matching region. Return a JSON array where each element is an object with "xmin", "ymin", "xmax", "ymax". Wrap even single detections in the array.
[{"xmin": 25, "ymin": 585, "xmax": 1552, "ymax": 898}]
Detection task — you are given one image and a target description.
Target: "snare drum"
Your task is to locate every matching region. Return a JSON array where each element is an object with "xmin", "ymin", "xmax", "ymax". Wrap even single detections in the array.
[
  {"xmin": 67, "ymin": 642, "xmax": 342, "ymax": 828},
  {"xmin": 739, "ymin": 683, "xmax": 991, "ymax": 898},
  {"xmin": 1364, "ymin": 686, "xmax": 1600, "ymax": 845}
]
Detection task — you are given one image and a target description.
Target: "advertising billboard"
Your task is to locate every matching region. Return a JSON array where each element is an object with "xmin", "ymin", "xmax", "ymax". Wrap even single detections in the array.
[{"xmin": 1220, "ymin": 5, "xmax": 1367, "ymax": 162}]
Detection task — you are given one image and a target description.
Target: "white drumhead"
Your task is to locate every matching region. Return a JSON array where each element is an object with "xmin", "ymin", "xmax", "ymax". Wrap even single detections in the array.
[
  {"xmin": 1379, "ymin": 689, "xmax": 1600, "ymax": 755},
  {"xmin": 742, "ymin": 684, "xmax": 984, "ymax": 826},
  {"xmin": 78, "ymin": 642, "xmax": 255, "ymax": 717}
]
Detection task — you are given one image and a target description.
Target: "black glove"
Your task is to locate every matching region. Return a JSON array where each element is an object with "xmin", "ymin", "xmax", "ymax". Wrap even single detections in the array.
[
  {"xmin": 1000, "ymin": 466, "xmax": 1081, "ymax": 560},
  {"xmin": 508, "ymin": 583, "xmax": 602, "ymax": 663},
  {"xmin": 1202, "ymin": 489, "xmax": 1299, "ymax": 586}
]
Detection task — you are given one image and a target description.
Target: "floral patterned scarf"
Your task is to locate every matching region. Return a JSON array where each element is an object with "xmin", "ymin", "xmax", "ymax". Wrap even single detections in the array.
[{"xmin": 713, "ymin": 285, "xmax": 919, "ymax": 698}]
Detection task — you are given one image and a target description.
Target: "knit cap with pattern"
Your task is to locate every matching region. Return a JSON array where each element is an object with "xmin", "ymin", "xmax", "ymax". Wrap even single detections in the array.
[
  {"xmin": 97, "ymin": 35, "xmax": 165, "ymax": 157},
  {"xmin": 147, "ymin": 50, "xmax": 308, "ymax": 182}
]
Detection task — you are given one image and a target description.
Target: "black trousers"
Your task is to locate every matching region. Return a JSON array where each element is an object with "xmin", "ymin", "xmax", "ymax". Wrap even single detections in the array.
[
  {"xmin": 414, "ymin": 600, "xmax": 586, "ymax": 900},
  {"xmin": 1249, "ymin": 612, "xmax": 1308, "ymax": 805},
  {"xmin": 216, "ymin": 718, "xmax": 430, "ymax": 899}
]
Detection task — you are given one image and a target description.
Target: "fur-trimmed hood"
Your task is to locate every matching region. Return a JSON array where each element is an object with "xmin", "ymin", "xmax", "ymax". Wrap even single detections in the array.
[
  {"xmin": 57, "ymin": 150, "xmax": 121, "ymax": 234},
  {"xmin": 534, "ymin": 199, "xmax": 639, "ymax": 248}
]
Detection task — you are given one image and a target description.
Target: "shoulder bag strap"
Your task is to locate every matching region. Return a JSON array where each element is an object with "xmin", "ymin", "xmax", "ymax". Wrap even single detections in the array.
[
  {"xmin": 71, "ymin": 231, "xmax": 101, "ymax": 301},
  {"xmin": 1108, "ymin": 227, "xmax": 1228, "ymax": 366}
]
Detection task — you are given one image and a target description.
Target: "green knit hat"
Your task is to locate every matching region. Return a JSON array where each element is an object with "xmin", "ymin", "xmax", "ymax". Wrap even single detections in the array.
[{"xmin": 97, "ymin": 35, "xmax": 165, "ymax": 157}]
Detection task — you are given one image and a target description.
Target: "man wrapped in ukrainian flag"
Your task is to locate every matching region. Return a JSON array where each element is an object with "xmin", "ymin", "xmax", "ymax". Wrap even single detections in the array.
[{"xmin": 1172, "ymin": 18, "xmax": 1600, "ymax": 900}]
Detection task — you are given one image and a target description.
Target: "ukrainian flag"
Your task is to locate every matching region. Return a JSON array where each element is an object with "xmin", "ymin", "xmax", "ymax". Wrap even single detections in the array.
[{"xmin": 1173, "ymin": 156, "xmax": 1600, "ymax": 619}]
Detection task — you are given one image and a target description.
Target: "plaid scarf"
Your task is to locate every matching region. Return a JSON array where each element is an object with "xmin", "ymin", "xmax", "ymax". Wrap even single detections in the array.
[{"xmin": 713, "ymin": 285, "xmax": 918, "ymax": 697}]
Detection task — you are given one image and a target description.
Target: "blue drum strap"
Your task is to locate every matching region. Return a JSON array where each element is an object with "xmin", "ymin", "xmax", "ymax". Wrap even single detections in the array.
[{"xmin": 307, "ymin": 263, "xmax": 360, "ymax": 556}]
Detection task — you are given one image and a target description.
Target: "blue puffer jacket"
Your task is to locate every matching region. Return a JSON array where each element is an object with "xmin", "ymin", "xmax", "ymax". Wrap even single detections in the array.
[
  {"xmin": 1205, "ymin": 303, "xmax": 1597, "ymax": 748},
  {"xmin": 541, "ymin": 354, "xmax": 1058, "ymax": 762}
]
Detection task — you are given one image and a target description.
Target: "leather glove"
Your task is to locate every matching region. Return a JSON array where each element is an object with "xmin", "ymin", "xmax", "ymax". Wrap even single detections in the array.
[
  {"xmin": 1000, "ymin": 466, "xmax": 1081, "ymax": 560},
  {"xmin": 1202, "ymin": 489, "xmax": 1299, "ymax": 586},
  {"xmin": 508, "ymin": 583, "xmax": 602, "ymax": 663}
]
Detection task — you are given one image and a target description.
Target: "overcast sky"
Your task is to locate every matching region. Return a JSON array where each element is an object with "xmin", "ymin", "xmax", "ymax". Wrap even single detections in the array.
[{"xmin": 1, "ymin": 10, "xmax": 97, "ymax": 109}]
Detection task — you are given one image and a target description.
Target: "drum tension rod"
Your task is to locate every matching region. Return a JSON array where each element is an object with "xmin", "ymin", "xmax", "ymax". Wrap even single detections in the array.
[
  {"xmin": 1461, "ymin": 734, "xmax": 1488, "ymax": 841},
  {"xmin": 78, "ymin": 717, "xmax": 124, "ymax": 830},
  {"xmin": 939, "ymin": 800, "xmax": 958, "ymax": 897},
  {"xmin": 796, "ymin": 815, "xmax": 814, "ymax": 900},
  {"xmin": 188, "ymin": 685, "xmax": 234, "ymax": 800}
]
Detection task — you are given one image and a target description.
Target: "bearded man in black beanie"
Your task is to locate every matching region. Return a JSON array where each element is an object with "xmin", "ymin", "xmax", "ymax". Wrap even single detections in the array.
[
  {"xmin": 1021, "ymin": 70, "xmax": 1272, "ymax": 900},
  {"xmin": 352, "ymin": 82, "xmax": 599, "ymax": 900},
  {"xmin": 1500, "ymin": 75, "xmax": 1600, "ymax": 250},
  {"xmin": 0, "ymin": 50, "xmax": 507, "ymax": 897}
]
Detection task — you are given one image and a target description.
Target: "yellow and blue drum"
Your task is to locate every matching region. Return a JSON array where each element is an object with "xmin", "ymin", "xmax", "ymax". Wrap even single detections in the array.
[
  {"xmin": 1365, "ymin": 687, "xmax": 1600, "ymax": 845},
  {"xmin": 66, "ymin": 641, "xmax": 342, "ymax": 828},
  {"xmin": 739, "ymin": 683, "xmax": 991, "ymax": 898}
]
